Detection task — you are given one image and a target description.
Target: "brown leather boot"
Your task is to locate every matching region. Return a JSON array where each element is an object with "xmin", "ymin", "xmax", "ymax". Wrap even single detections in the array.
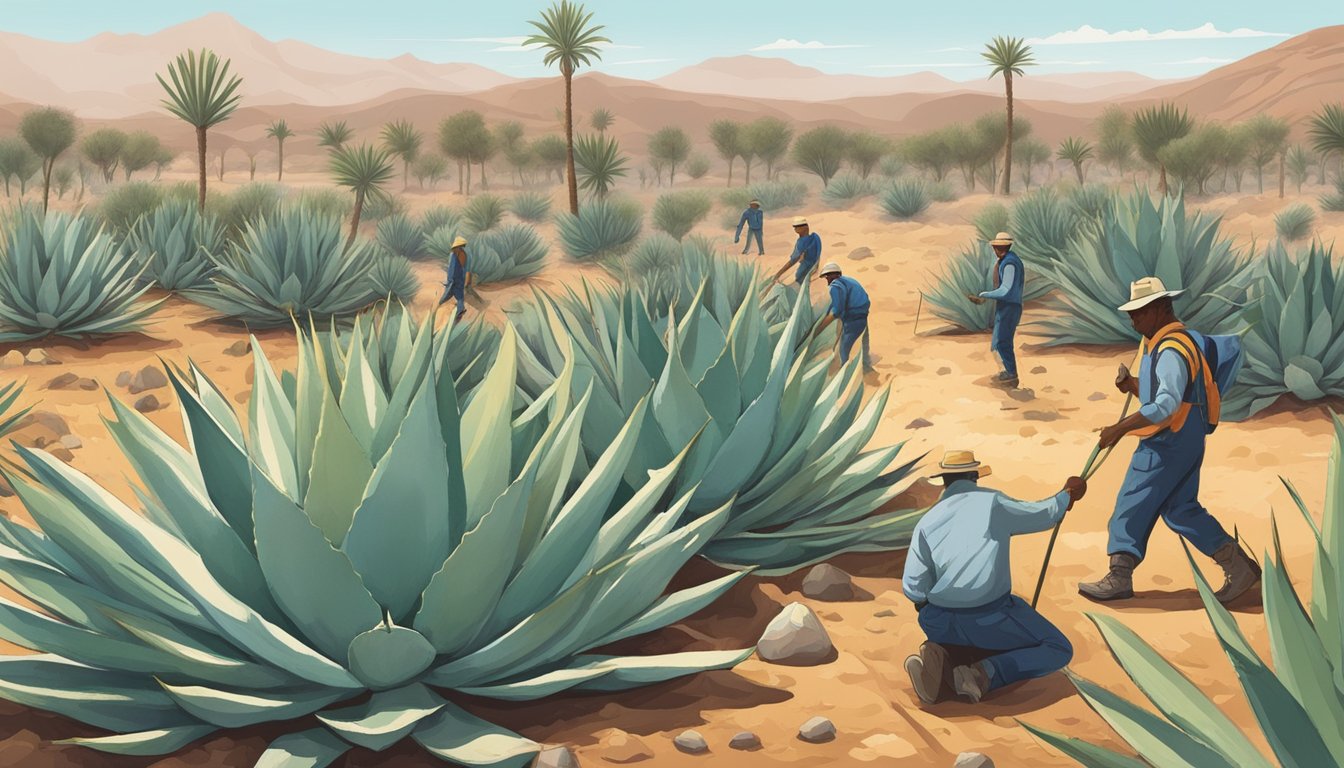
[
  {"xmin": 952, "ymin": 661, "xmax": 991, "ymax": 704},
  {"xmin": 1078, "ymin": 553, "xmax": 1138, "ymax": 602},
  {"xmin": 1212, "ymin": 542, "xmax": 1261, "ymax": 604},
  {"xmin": 904, "ymin": 641, "xmax": 951, "ymax": 705}
]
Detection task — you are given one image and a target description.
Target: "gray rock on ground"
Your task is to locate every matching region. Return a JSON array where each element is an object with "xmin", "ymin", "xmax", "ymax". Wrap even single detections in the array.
[
  {"xmin": 225, "ymin": 340, "xmax": 251, "ymax": 356},
  {"xmin": 115, "ymin": 371, "xmax": 132, "ymax": 388},
  {"xmin": 673, "ymin": 730, "xmax": 708, "ymax": 755},
  {"xmin": 954, "ymin": 752, "xmax": 994, "ymax": 768},
  {"xmin": 729, "ymin": 732, "xmax": 761, "ymax": 751},
  {"xmin": 1088, "ymin": 392, "xmax": 1108, "ymax": 401},
  {"xmin": 58, "ymin": 434, "xmax": 82, "ymax": 450},
  {"xmin": 534, "ymin": 746, "xmax": 580, "ymax": 768},
  {"xmin": 848, "ymin": 246, "xmax": 874, "ymax": 260},
  {"xmin": 133, "ymin": 395, "xmax": 161, "ymax": 413},
  {"xmin": 758, "ymin": 603, "xmax": 834, "ymax": 665},
  {"xmin": 128, "ymin": 365, "xmax": 169, "ymax": 394},
  {"xmin": 21, "ymin": 411, "xmax": 71, "ymax": 437},
  {"xmin": 802, "ymin": 564, "xmax": 854, "ymax": 601},
  {"xmin": 798, "ymin": 717, "xmax": 836, "ymax": 743}
]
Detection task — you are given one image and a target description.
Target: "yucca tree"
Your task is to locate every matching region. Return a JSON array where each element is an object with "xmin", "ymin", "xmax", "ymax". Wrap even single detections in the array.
[
  {"xmin": 329, "ymin": 143, "xmax": 396, "ymax": 248},
  {"xmin": 316, "ymin": 120, "xmax": 353, "ymax": 151},
  {"xmin": 526, "ymin": 1, "xmax": 610, "ymax": 215},
  {"xmin": 18, "ymin": 107, "xmax": 77, "ymax": 214},
  {"xmin": 156, "ymin": 49, "xmax": 243, "ymax": 213},
  {"xmin": 1057, "ymin": 136, "xmax": 1094, "ymax": 185},
  {"xmin": 590, "ymin": 107, "xmax": 614, "ymax": 133},
  {"xmin": 1308, "ymin": 103, "xmax": 1344, "ymax": 160},
  {"xmin": 265, "ymin": 119, "xmax": 294, "ymax": 182},
  {"xmin": 1132, "ymin": 103, "xmax": 1194, "ymax": 195},
  {"xmin": 380, "ymin": 119, "xmax": 423, "ymax": 190},
  {"xmin": 573, "ymin": 133, "xmax": 629, "ymax": 199},
  {"xmin": 982, "ymin": 36, "xmax": 1035, "ymax": 195}
]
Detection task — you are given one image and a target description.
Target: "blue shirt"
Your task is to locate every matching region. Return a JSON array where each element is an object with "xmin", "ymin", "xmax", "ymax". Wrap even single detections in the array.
[
  {"xmin": 789, "ymin": 232, "xmax": 822, "ymax": 271},
  {"xmin": 828, "ymin": 275, "xmax": 871, "ymax": 321},
  {"xmin": 445, "ymin": 250, "xmax": 468, "ymax": 288},
  {"xmin": 1139, "ymin": 345, "xmax": 1191, "ymax": 425},
  {"xmin": 978, "ymin": 251, "xmax": 1024, "ymax": 305},
  {"xmin": 902, "ymin": 480, "xmax": 1070, "ymax": 609},
  {"xmin": 736, "ymin": 207, "xmax": 763, "ymax": 236}
]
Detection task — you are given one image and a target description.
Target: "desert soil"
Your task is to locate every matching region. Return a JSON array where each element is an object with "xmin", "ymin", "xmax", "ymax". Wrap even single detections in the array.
[{"xmin": 0, "ymin": 172, "xmax": 1339, "ymax": 767}]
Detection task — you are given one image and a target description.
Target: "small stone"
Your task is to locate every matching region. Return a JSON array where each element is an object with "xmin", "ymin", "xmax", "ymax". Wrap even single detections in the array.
[
  {"xmin": 1007, "ymin": 388, "xmax": 1036, "ymax": 402},
  {"xmin": 729, "ymin": 732, "xmax": 761, "ymax": 751},
  {"xmin": 21, "ymin": 411, "xmax": 70, "ymax": 436},
  {"xmin": 874, "ymin": 608, "xmax": 896, "ymax": 617},
  {"xmin": 58, "ymin": 434, "xmax": 82, "ymax": 450},
  {"xmin": 955, "ymin": 752, "xmax": 995, "ymax": 768},
  {"xmin": 798, "ymin": 717, "xmax": 836, "ymax": 743},
  {"xmin": 906, "ymin": 417, "xmax": 933, "ymax": 429},
  {"xmin": 134, "ymin": 394, "xmax": 161, "ymax": 413},
  {"xmin": 673, "ymin": 730, "xmax": 708, "ymax": 755},
  {"xmin": 1088, "ymin": 392, "xmax": 1108, "ymax": 401},
  {"xmin": 599, "ymin": 730, "xmax": 652, "ymax": 764},
  {"xmin": 535, "ymin": 746, "xmax": 580, "ymax": 768},
  {"xmin": 1030, "ymin": 366, "xmax": 1047, "ymax": 374},
  {"xmin": 46, "ymin": 372, "xmax": 79, "ymax": 390},
  {"xmin": 848, "ymin": 246, "xmax": 874, "ymax": 261},
  {"xmin": 128, "ymin": 365, "xmax": 169, "ymax": 394},
  {"xmin": 1023, "ymin": 410, "xmax": 1061, "ymax": 422},
  {"xmin": 937, "ymin": 366, "xmax": 952, "ymax": 375},
  {"xmin": 874, "ymin": 264, "xmax": 890, "ymax": 272},
  {"xmin": 116, "ymin": 370, "xmax": 132, "ymax": 387},
  {"xmin": 79, "ymin": 378, "xmax": 98, "ymax": 391},
  {"xmin": 1019, "ymin": 427, "xmax": 1038, "ymax": 438},
  {"xmin": 758, "ymin": 602, "xmax": 835, "ymax": 666},
  {"xmin": 802, "ymin": 564, "xmax": 854, "ymax": 601},
  {"xmin": 25, "ymin": 349, "xmax": 56, "ymax": 365},
  {"xmin": 225, "ymin": 339, "xmax": 251, "ymax": 356},
  {"xmin": 47, "ymin": 446, "xmax": 75, "ymax": 462},
  {"xmin": 0, "ymin": 350, "xmax": 23, "ymax": 368}
]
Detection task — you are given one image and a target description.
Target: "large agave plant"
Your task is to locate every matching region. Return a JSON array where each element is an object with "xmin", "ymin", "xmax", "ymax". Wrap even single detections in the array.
[
  {"xmin": 925, "ymin": 242, "xmax": 1052, "ymax": 332},
  {"xmin": 1026, "ymin": 414, "xmax": 1344, "ymax": 768},
  {"xmin": 367, "ymin": 254, "xmax": 419, "ymax": 304},
  {"xmin": 375, "ymin": 213, "xmax": 426, "ymax": 261},
  {"xmin": 1009, "ymin": 188, "xmax": 1087, "ymax": 271},
  {"xmin": 821, "ymin": 174, "xmax": 876, "ymax": 208},
  {"xmin": 555, "ymin": 198, "xmax": 643, "ymax": 262},
  {"xmin": 0, "ymin": 311, "xmax": 752, "ymax": 766},
  {"xmin": 0, "ymin": 208, "xmax": 162, "ymax": 341},
  {"xmin": 127, "ymin": 199, "xmax": 225, "ymax": 291},
  {"xmin": 1224, "ymin": 241, "xmax": 1344, "ymax": 420},
  {"xmin": 192, "ymin": 209, "xmax": 379, "ymax": 327},
  {"xmin": 1029, "ymin": 188, "xmax": 1255, "ymax": 345},
  {"xmin": 468, "ymin": 224, "xmax": 549, "ymax": 284}
]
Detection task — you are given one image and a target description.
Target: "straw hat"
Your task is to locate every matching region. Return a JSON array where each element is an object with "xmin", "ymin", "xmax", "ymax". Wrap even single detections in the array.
[
  {"xmin": 451, "ymin": 236, "xmax": 468, "ymax": 248},
  {"xmin": 819, "ymin": 262, "xmax": 842, "ymax": 277},
  {"xmin": 792, "ymin": 216, "xmax": 809, "ymax": 227},
  {"xmin": 749, "ymin": 199, "xmax": 761, "ymax": 205},
  {"xmin": 1118, "ymin": 276, "xmax": 1184, "ymax": 312},
  {"xmin": 988, "ymin": 231, "xmax": 1013, "ymax": 246},
  {"xmin": 931, "ymin": 449, "xmax": 992, "ymax": 484}
]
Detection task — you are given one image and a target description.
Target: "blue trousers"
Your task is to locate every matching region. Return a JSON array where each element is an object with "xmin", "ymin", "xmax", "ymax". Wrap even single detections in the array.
[
  {"xmin": 440, "ymin": 283, "xmax": 465, "ymax": 318},
  {"xmin": 1108, "ymin": 417, "xmax": 1234, "ymax": 561},
  {"xmin": 795, "ymin": 261, "xmax": 818, "ymax": 284},
  {"xmin": 839, "ymin": 315, "xmax": 872, "ymax": 370},
  {"xmin": 991, "ymin": 302, "xmax": 1022, "ymax": 377},
  {"xmin": 918, "ymin": 594, "xmax": 1072, "ymax": 692},
  {"xmin": 740, "ymin": 229, "xmax": 764, "ymax": 255}
]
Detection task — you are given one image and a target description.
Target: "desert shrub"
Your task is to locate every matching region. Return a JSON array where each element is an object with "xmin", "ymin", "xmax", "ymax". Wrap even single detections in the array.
[
  {"xmin": 215, "ymin": 183, "xmax": 285, "ymax": 239},
  {"xmin": 555, "ymin": 198, "xmax": 642, "ymax": 261},
  {"xmin": 288, "ymin": 187, "xmax": 353, "ymax": 221},
  {"xmin": 880, "ymin": 178, "xmax": 931, "ymax": 219},
  {"xmin": 126, "ymin": 199, "xmax": 225, "ymax": 291},
  {"xmin": 193, "ymin": 209, "xmax": 378, "ymax": 326},
  {"xmin": 721, "ymin": 179, "xmax": 808, "ymax": 212},
  {"xmin": 627, "ymin": 233, "xmax": 683, "ymax": 277},
  {"xmin": 1322, "ymin": 177, "xmax": 1344, "ymax": 212},
  {"xmin": 361, "ymin": 191, "xmax": 407, "ymax": 223},
  {"xmin": 651, "ymin": 190, "xmax": 712, "ymax": 241},
  {"xmin": 973, "ymin": 203, "xmax": 1010, "ymax": 242},
  {"xmin": 419, "ymin": 205, "xmax": 460, "ymax": 234},
  {"xmin": 463, "ymin": 193, "xmax": 505, "ymax": 234},
  {"xmin": 927, "ymin": 180, "xmax": 957, "ymax": 202},
  {"xmin": 1010, "ymin": 188, "xmax": 1084, "ymax": 269},
  {"xmin": 98, "ymin": 181, "xmax": 163, "ymax": 235},
  {"xmin": 367, "ymin": 253, "xmax": 420, "ymax": 303},
  {"xmin": 879, "ymin": 154, "xmax": 905, "ymax": 178},
  {"xmin": 820, "ymin": 174, "xmax": 876, "ymax": 208},
  {"xmin": 0, "ymin": 209, "xmax": 161, "ymax": 341},
  {"xmin": 0, "ymin": 309, "xmax": 751, "ymax": 764},
  {"xmin": 925, "ymin": 241, "xmax": 1053, "ymax": 332},
  {"xmin": 376, "ymin": 214, "xmax": 426, "ymax": 261},
  {"xmin": 465, "ymin": 223, "xmax": 548, "ymax": 284},
  {"xmin": 1030, "ymin": 188, "xmax": 1255, "ymax": 345},
  {"xmin": 1066, "ymin": 183, "xmax": 1113, "ymax": 221},
  {"xmin": 686, "ymin": 154, "xmax": 711, "ymax": 180},
  {"xmin": 507, "ymin": 192, "xmax": 551, "ymax": 223},
  {"xmin": 1275, "ymin": 203, "xmax": 1316, "ymax": 242}
]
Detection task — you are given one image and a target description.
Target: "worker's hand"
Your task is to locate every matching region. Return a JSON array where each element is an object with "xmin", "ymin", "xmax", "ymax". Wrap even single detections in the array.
[
  {"xmin": 1098, "ymin": 422, "xmax": 1127, "ymax": 450},
  {"xmin": 1063, "ymin": 476, "xmax": 1088, "ymax": 509},
  {"xmin": 966, "ymin": 293, "xmax": 986, "ymax": 305},
  {"xmin": 1114, "ymin": 364, "xmax": 1138, "ymax": 395}
]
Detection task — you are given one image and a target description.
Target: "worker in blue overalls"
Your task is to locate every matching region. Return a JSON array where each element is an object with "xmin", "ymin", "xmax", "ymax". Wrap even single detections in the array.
[
  {"xmin": 437, "ymin": 235, "xmax": 472, "ymax": 321},
  {"xmin": 811, "ymin": 262, "xmax": 874, "ymax": 373},
  {"xmin": 734, "ymin": 199, "xmax": 765, "ymax": 256},
  {"xmin": 968, "ymin": 231, "xmax": 1024, "ymax": 388},
  {"xmin": 769, "ymin": 216, "xmax": 822, "ymax": 287}
]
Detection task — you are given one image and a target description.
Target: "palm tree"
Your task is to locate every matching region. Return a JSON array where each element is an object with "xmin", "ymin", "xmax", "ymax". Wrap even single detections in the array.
[
  {"xmin": 317, "ymin": 120, "xmax": 353, "ymax": 151},
  {"xmin": 1132, "ymin": 102, "xmax": 1194, "ymax": 195},
  {"xmin": 1056, "ymin": 136, "xmax": 1095, "ymax": 184},
  {"xmin": 380, "ymin": 119, "xmax": 423, "ymax": 189},
  {"xmin": 982, "ymin": 36, "xmax": 1035, "ymax": 195},
  {"xmin": 266, "ymin": 119, "xmax": 294, "ymax": 181},
  {"xmin": 591, "ymin": 107, "xmax": 614, "ymax": 133},
  {"xmin": 1308, "ymin": 103, "xmax": 1344, "ymax": 180},
  {"xmin": 573, "ymin": 133, "xmax": 628, "ymax": 198},
  {"xmin": 329, "ymin": 143, "xmax": 396, "ymax": 249},
  {"xmin": 156, "ymin": 48, "xmax": 243, "ymax": 212},
  {"xmin": 525, "ymin": 1, "xmax": 610, "ymax": 214}
]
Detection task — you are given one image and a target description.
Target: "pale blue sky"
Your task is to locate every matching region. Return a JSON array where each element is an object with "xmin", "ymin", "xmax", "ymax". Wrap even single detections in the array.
[{"xmin": 0, "ymin": 0, "xmax": 1336, "ymax": 79}]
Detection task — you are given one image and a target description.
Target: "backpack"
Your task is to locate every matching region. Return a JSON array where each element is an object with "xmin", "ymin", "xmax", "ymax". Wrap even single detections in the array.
[{"xmin": 1149, "ymin": 329, "xmax": 1243, "ymax": 434}]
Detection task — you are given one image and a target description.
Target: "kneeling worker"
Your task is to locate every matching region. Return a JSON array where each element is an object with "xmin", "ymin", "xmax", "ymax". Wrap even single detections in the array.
[
  {"xmin": 903, "ymin": 451, "xmax": 1086, "ymax": 704},
  {"xmin": 811, "ymin": 262, "xmax": 873, "ymax": 373}
]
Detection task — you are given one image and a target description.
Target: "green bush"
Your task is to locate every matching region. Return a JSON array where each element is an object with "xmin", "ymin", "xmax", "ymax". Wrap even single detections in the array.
[
  {"xmin": 465, "ymin": 223, "xmax": 548, "ymax": 284},
  {"xmin": 463, "ymin": 193, "xmax": 505, "ymax": 234},
  {"xmin": 287, "ymin": 187, "xmax": 353, "ymax": 221},
  {"xmin": 361, "ymin": 191, "xmax": 407, "ymax": 223},
  {"xmin": 879, "ymin": 154, "xmax": 905, "ymax": 178},
  {"xmin": 376, "ymin": 214, "xmax": 426, "ymax": 261},
  {"xmin": 555, "ymin": 198, "xmax": 643, "ymax": 261},
  {"xmin": 925, "ymin": 241, "xmax": 1053, "ymax": 332},
  {"xmin": 720, "ymin": 179, "xmax": 808, "ymax": 211},
  {"xmin": 367, "ymin": 253, "xmax": 420, "ymax": 303},
  {"xmin": 98, "ymin": 181, "xmax": 163, "ymax": 235},
  {"xmin": 880, "ymin": 178, "xmax": 931, "ymax": 219},
  {"xmin": 1322, "ymin": 177, "xmax": 1344, "ymax": 212},
  {"xmin": 927, "ymin": 180, "xmax": 957, "ymax": 202},
  {"xmin": 820, "ymin": 174, "xmax": 876, "ymax": 208},
  {"xmin": 419, "ymin": 205, "xmax": 460, "ymax": 234},
  {"xmin": 1010, "ymin": 188, "xmax": 1085, "ymax": 269},
  {"xmin": 215, "ymin": 183, "xmax": 285, "ymax": 239},
  {"xmin": 1275, "ymin": 203, "xmax": 1316, "ymax": 242},
  {"xmin": 127, "ymin": 199, "xmax": 225, "ymax": 291},
  {"xmin": 652, "ymin": 190, "xmax": 712, "ymax": 241},
  {"xmin": 1066, "ymin": 183, "xmax": 1113, "ymax": 221},
  {"xmin": 973, "ymin": 203, "xmax": 1010, "ymax": 243},
  {"xmin": 508, "ymin": 192, "xmax": 551, "ymax": 223},
  {"xmin": 627, "ymin": 233, "xmax": 683, "ymax": 277}
]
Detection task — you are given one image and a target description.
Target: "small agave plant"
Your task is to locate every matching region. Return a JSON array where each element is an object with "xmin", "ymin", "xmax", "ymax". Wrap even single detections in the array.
[
  {"xmin": 0, "ymin": 309, "xmax": 752, "ymax": 766},
  {"xmin": 126, "ymin": 198, "xmax": 225, "ymax": 291}
]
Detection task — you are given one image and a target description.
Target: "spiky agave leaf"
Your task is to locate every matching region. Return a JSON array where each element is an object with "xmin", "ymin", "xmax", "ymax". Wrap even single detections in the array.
[
  {"xmin": 820, "ymin": 174, "xmax": 876, "ymax": 208},
  {"xmin": 375, "ymin": 214, "xmax": 426, "ymax": 261},
  {"xmin": 0, "ymin": 381, "xmax": 30, "ymax": 437},
  {"xmin": 924, "ymin": 241, "xmax": 1052, "ymax": 332},
  {"xmin": 0, "ymin": 209, "xmax": 162, "ymax": 342},
  {"xmin": 0, "ymin": 309, "xmax": 752, "ymax": 765},
  {"xmin": 468, "ymin": 224, "xmax": 549, "ymax": 285},
  {"xmin": 127, "ymin": 198, "xmax": 224, "ymax": 291},
  {"xmin": 879, "ymin": 178, "xmax": 930, "ymax": 219},
  {"xmin": 1274, "ymin": 203, "xmax": 1315, "ymax": 243},
  {"xmin": 1009, "ymin": 188, "xmax": 1086, "ymax": 271},
  {"xmin": 508, "ymin": 192, "xmax": 552, "ymax": 223},
  {"xmin": 463, "ymin": 194, "xmax": 506, "ymax": 234},
  {"xmin": 555, "ymin": 198, "xmax": 642, "ymax": 261},
  {"xmin": 367, "ymin": 254, "xmax": 419, "ymax": 304}
]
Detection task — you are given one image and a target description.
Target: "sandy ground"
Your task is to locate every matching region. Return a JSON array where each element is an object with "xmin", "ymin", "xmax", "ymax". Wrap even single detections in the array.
[{"xmin": 0, "ymin": 172, "xmax": 1340, "ymax": 766}]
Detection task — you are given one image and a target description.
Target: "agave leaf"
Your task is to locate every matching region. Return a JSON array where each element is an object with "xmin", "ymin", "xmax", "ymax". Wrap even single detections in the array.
[
  {"xmin": 412, "ymin": 700, "xmax": 539, "ymax": 768},
  {"xmin": 454, "ymin": 665, "xmax": 615, "ymax": 701},
  {"xmin": 704, "ymin": 509, "xmax": 921, "ymax": 575},
  {"xmin": 168, "ymin": 366, "xmax": 254, "ymax": 548},
  {"xmin": 302, "ymin": 378, "xmax": 375, "ymax": 546},
  {"xmin": 55, "ymin": 725, "xmax": 218, "ymax": 756},
  {"xmin": 346, "ymin": 624, "xmax": 436, "ymax": 690},
  {"xmin": 1021, "ymin": 721, "xmax": 1151, "ymax": 768},
  {"xmin": 571, "ymin": 649, "xmax": 756, "ymax": 691},
  {"xmin": 249, "ymin": 342, "xmax": 300, "ymax": 498},
  {"xmin": 1068, "ymin": 672, "xmax": 1234, "ymax": 767},
  {"xmin": 102, "ymin": 606, "xmax": 300, "ymax": 690},
  {"xmin": 316, "ymin": 683, "xmax": 444, "ymax": 752},
  {"xmin": 0, "ymin": 654, "xmax": 198, "ymax": 732},
  {"xmin": 599, "ymin": 570, "xmax": 749, "ymax": 647},
  {"xmin": 160, "ymin": 681, "xmax": 350, "ymax": 729},
  {"xmin": 460, "ymin": 326, "xmax": 518, "ymax": 525},
  {"xmin": 255, "ymin": 728, "xmax": 351, "ymax": 768}
]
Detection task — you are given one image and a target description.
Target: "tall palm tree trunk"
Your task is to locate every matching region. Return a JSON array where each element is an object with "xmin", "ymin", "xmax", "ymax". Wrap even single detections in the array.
[
  {"xmin": 41, "ymin": 160, "xmax": 53, "ymax": 214},
  {"xmin": 999, "ymin": 73, "xmax": 1014, "ymax": 195},
  {"xmin": 1074, "ymin": 162, "xmax": 1084, "ymax": 185},
  {"xmin": 1278, "ymin": 151, "xmax": 1286, "ymax": 198},
  {"xmin": 404, "ymin": 160, "xmax": 410, "ymax": 190},
  {"xmin": 1158, "ymin": 165, "xmax": 1168, "ymax": 196},
  {"xmin": 347, "ymin": 191, "xmax": 364, "ymax": 249},
  {"xmin": 726, "ymin": 157, "xmax": 734, "ymax": 187},
  {"xmin": 563, "ymin": 69, "xmax": 579, "ymax": 214},
  {"xmin": 277, "ymin": 141, "xmax": 285, "ymax": 182},
  {"xmin": 196, "ymin": 126, "xmax": 208, "ymax": 213}
]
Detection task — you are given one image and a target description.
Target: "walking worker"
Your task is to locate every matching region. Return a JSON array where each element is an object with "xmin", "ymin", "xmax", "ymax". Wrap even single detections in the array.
[
  {"xmin": 735, "ymin": 199, "xmax": 765, "ymax": 256},
  {"xmin": 769, "ymin": 216, "xmax": 822, "ymax": 286},
  {"xmin": 1079, "ymin": 277, "xmax": 1259, "ymax": 604},
  {"xmin": 968, "ymin": 232, "xmax": 1024, "ymax": 387},
  {"xmin": 811, "ymin": 262, "xmax": 874, "ymax": 372},
  {"xmin": 903, "ymin": 451, "xmax": 1086, "ymax": 705},
  {"xmin": 437, "ymin": 235, "xmax": 473, "ymax": 321}
]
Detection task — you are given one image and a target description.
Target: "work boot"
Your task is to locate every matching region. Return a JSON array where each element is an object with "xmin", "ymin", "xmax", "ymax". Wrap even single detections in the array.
[
  {"xmin": 1078, "ymin": 554, "xmax": 1138, "ymax": 602},
  {"xmin": 904, "ymin": 642, "xmax": 951, "ymax": 705},
  {"xmin": 1212, "ymin": 542, "xmax": 1261, "ymax": 604},
  {"xmin": 952, "ymin": 662, "xmax": 991, "ymax": 704}
]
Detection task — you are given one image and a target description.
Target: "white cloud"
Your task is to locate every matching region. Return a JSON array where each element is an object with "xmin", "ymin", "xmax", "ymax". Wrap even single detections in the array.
[
  {"xmin": 930, "ymin": 46, "xmax": 969, "ymax": 53},
  {"xmin": 1163, "ymin": 56, "xmax": 1235, "ymax": 65},
  {"xmin": 1028, "ymin": 22, "xmax": 1289, "ymax": 45},
  {"xmin": 752, "ymin": 38, "xmax": 867, "ymax": 51}
]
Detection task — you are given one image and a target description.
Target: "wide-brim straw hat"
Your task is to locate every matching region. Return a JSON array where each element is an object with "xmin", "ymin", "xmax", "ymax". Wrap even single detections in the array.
[
  {"xmin": 930, "ymin": 449, "xmax": 992, "ymax": 484},
  {"xmin": 451, "ymin": 236, "xmax": 468, "ymax": 248},
  {"xmin": 792, "ymin": 216, "xmax": 809, "ymax": 227},
  {"xmin": 749, "ymin": 199, "xmax": 761, "ymax": 205},
  {"xmin": 1118, "ymin": 276, "xmax": 1184, "ymax": 312},
  {"xmin": 819, "ymin": 262, "xmax": 842, "ymax": 276},
  {"xmin": 988, "ymin": 231, "xmax": 1013, "ymax": 246}
]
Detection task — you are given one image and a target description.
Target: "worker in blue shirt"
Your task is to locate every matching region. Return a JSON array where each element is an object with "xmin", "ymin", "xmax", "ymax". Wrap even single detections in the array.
[
  {"xmin": 968, "ymin": 232, "xmax": 1024, "ymax": 387},
  {"xmin": 437, "ymin": 235, "xmax": 473, "ymax": 320},
  {"xmin": 734, "ymin": 199, "xmax": 765, "ymax": 256},
  {"xmin": 810, "ymin": 262, "xmax": 874, "ymax": 373},
  {"xmin": 1079, "ymin": 277, "xmax": 1260, "ymax": 604},
  {"xmin": 769, "ymin": 216, "xmax": 822, "ymax": 286},
  {"xmin": 903, "ymin": 450, "xmax": 1086, "ymax": 705}
]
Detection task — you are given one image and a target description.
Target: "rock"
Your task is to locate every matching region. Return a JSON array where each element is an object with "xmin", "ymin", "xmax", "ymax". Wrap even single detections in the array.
[
  {"xmin": 874, "ymin": 264, "xmax": 890, "ymax": 272},
  {"xmin": 46, "ymin": 372, "xmax": 79, "ymax": 390},
  {"xmin": 937, "ymin": 366, "xmax": 952, "ymax": 375},
  {"xmin": 79, "ymin": 377, "xmax": 98, "ymax": 391},
  {"xmin": 798, "ymin": 717, "xmax": 836, "ymax": 743},
  {"xmin": 673, "ymin": 730, "xmax": 708, "ymax": 755},
  {"xmin": 20, "ymin": 411, "xmax": 70, "ymax": 437},
  {"xmin": 874, "ymin": 608, "xmax": 896, "ymax": 617},
  {"xmin": 0, "ymin": 351, "xmax": 23, "ymax": 369},
  {"xmin": 599, "ymin": 730, "xmax": 652, "ymax": 764},
  {"xmin": 1030, "ymin": 366, "xmax": 1047, "ymax": 374},
  {"xmin": 58, "ymin": 434, "xmax": 82, "ymax": 450},
  {"xmin": 133, "ymin": 394, "xmax": 161, "ymax": 413},
  {"xmin": 535, "ymin": 746, "xmax": 580, "ymax": 768},
  {"xmin": 955, "ymin": 752, "xmax": 995, "ymax": 768},
  {"xmin": 1023, "ymin": 410, "xmax": 1061, "ymax": 422},
  {"xmin": 128, "ymin": 365, "xmax": 169, "ymax": 394},
  {"xmin": 1007, "ymin": 388, "xmax": 1036, "ymax": 402},
  {"xmin": 47, "ymin": 446, "xmax": 75, "ymax": 462},
  {"xmin": 1088, "ymin": 392, "xmax": 1108, "ymax": 401},
  {"xmin": 848, "ymin": 246, "xmax": 874, "ymax": 261},
  {"xmin": 225, "ymin": 339, "xmax": 251, "ymax": 356},
  {"xmin": 758, "ymin": 603, "xmax": 834, "ymax": 665},
  {"xmin": 729, "ymin": 732, "xmax": 761, "ymax": 751},
  {"xmin": 906, "ymin": 417, "xmax": 933, "ymax": 429},
  {"xmin": 115, "ymin": 370, "xmax": 133, "ymax": 387},
  {"xmin": 25, "ymin": 349, "xmax": 56, "ymax": 365},
  {"xmin": 802, "ymin": 564, "xmax": 854, "ymax": 601}
]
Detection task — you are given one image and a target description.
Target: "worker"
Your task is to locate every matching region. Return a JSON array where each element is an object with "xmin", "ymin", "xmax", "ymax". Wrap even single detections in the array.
[
  {"xmin": 438, "ymin": 235, "xmax": 473, "ymax": 321},
  {"xmin": 735, "ymin": 199, "xmax": 765, "ymax": 256},
  {"xmin": 968, "ymin": 232, "xmax": 1024, "ymax": 387},
  {"xmin": 811, "ymin": 262, "xmax": 873, "ymax": 372},
  {"xmin": 769, "ymin": 216, "xmax": 822, "ymax": 286}
]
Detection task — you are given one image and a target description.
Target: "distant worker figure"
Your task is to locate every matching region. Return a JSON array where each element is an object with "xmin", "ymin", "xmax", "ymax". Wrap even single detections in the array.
[
  {"xmin": 1079, "ymin": 277, "xmax": 1259, "ymax": 604},
  {"xmin": 811, "ymin": 262, "xmax": 874, "ymax": 373},
  {"xmin": 968, "ymin": 232, "xmax": 1024, "ymax": 388},
  {"xmin": 769, "ymin": 216, "xmax": 822, "ymax": 286},
  {"xmin": 438, "ymin": 235, "xmax": 473, "ymax": 321},
  {"xmin": 735, "ymin": 199, "xmax": 765, "ymax": 256},
  {"xmin": 903, "ymin": 451, "xmax": 1086, "ymax": 705}
]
